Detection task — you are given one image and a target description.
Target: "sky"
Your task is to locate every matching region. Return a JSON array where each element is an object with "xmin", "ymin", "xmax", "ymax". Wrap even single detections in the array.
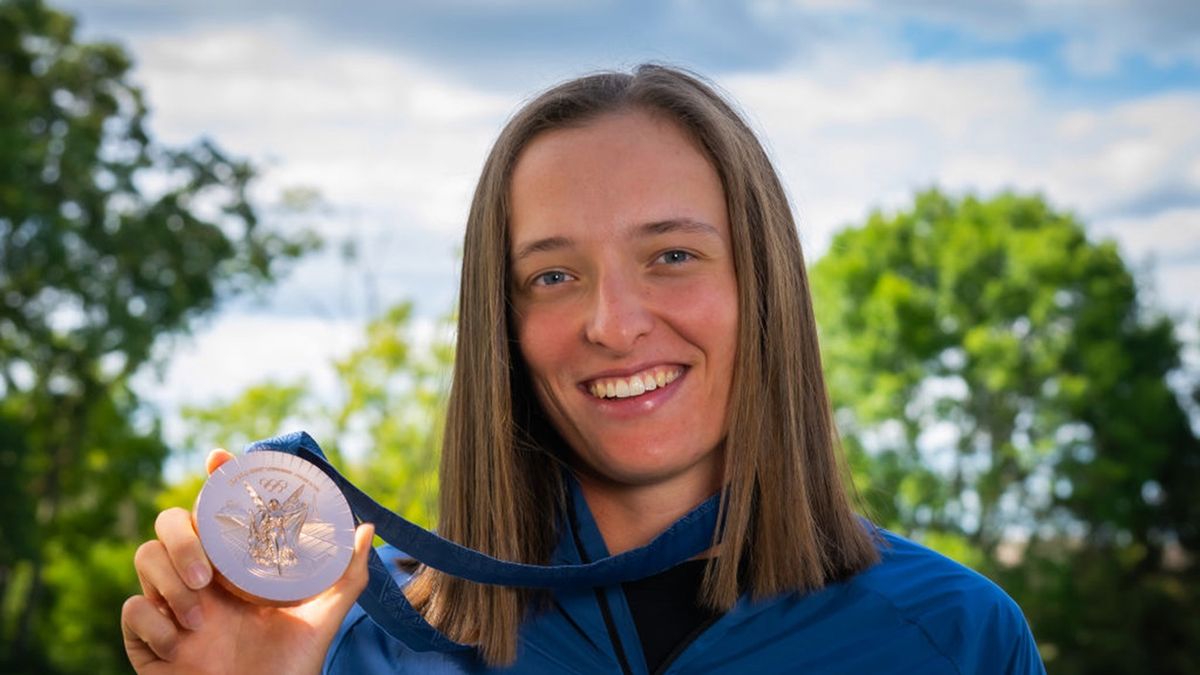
[{"xmin": 55, "ymin": 0, "xmax": 1200, "ymax": 450}]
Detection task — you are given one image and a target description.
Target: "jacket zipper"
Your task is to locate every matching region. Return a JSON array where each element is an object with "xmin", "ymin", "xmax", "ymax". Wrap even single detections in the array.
[
  {"xmin": 595, "ymin": 588, "xmax": 635, "ymax": 675},
  {"xmin": 569, "ymin": 505, "xmax": 634, "ymax": 675}
]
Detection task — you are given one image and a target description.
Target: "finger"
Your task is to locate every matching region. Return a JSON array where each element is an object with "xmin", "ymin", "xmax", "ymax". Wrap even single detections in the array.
[
  {"xmin": 205, "ymin": 448, "xmax": 235, "ymax": 475},
  {"xmin": 134, "ymin": 541, "xmax": 168, "ymax": 609},
  {"xmin": 133, "ymin": 539, "xmax": 205, "ymax": 631},
  {"xmin": 155, "ymin": 507, "xmax": 212, "ymax": 591},
  {"xmin": 122, "ymin": 594, "xmax": 181, "ymax": 665}
]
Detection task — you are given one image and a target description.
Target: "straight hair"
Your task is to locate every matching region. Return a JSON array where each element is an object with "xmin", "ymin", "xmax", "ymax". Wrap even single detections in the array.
[{"xmin": 405, "ymin": 64, "xmax": 879, "ymax": 666}]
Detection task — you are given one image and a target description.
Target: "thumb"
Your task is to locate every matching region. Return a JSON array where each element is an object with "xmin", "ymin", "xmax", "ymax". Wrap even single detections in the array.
[
  {"xmin": 205, "ymin": 448, "xmax": 236, "ymax": 476},
  {"xmin": 310, "ymin": 522, "xmax": 376, "ymax": 624}
]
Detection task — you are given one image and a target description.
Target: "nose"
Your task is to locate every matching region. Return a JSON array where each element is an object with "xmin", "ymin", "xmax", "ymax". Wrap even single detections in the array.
[{"xmin": 584, "ymin": 271, "xmax": 653, "ymax": 353}]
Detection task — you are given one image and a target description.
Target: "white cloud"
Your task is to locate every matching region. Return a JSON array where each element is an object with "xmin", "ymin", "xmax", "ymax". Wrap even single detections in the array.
[
  {"xmin": 1095, "ymin": 208, "xmax": 1200, "ymax": 263},
  {"xmin": 135, "ymin": 310, "xmax": 443, "ymax": 452},
  {"xmin": 1156, "ymin": 263, "xmax": 1200, "ymax": 318},
  {"xmin": 109, "ymin": 19, "xmax": 1198, "ymax": 437},
  {"xmin": 126, "ymin": 25, "xmax": 1199, "ymax": 316},
  {"xmin": 129, "ymin": 21, "xmax": 514, "ymax": 236},
  {"xmin": 833, "ymin": 0, "xmax": 1200, "ymax": 75},
  {"xmin": 136, "ymin": 313, "xmax": 362, "ymax": 410},
  {"xmin": 728, "ymin": 58, "xmax": 1042, "ymax": 251},
  {"xmin": 1049, "ymin": 0, "xmax": 1200, "ymax": 76},
  {"xmin": 1094, "ymin": 207, "xmax": 1200, "ymax": 316},
  {"xmin": 727, "ymin": 53, "xmax": 1200, "ymax": 274}
]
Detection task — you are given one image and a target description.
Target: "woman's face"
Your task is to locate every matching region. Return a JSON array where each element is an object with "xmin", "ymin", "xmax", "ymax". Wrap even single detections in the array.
[{"xmin": 508, "ymin": 110, "xmax": 739, "ymax": 496}]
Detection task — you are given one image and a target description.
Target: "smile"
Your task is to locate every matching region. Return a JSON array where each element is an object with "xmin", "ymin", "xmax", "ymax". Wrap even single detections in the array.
[{"xmin": 585, "ymin": 366, "xmax": 684, "ymax": 400}]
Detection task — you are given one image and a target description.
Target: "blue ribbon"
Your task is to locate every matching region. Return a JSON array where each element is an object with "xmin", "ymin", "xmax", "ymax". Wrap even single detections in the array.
[{"xmin": 246, "ymin": 431, "xmax": 720, "ymax": 651}]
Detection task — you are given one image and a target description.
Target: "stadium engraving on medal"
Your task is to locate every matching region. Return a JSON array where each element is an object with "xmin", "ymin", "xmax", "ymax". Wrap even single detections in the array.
[{"xmin": 194, "ymin": 450, "xmax": 355, "ymax": 605}]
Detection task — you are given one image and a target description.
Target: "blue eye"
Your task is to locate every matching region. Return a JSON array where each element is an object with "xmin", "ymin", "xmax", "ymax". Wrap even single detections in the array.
[
  {"xmin": 658, "ymin": 250, "xmax": 693, "ymax": 265},
  {"xmin": 533, "ymin": 270, "xmax": 572, "ymax": 287}
]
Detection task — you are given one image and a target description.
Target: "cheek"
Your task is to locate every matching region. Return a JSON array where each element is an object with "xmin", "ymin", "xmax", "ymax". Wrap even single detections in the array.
[
  {"xmin": 664, "ymin": 280, "xmax": 739, "ymax": 434},
  {"xmin": 515, "ymin": 309, "xmax": 571, "ymax": 391},
  {"xmin": 665, "ymin": 279, "xmax": 739, "ymax": 359},
  {"xmin": 515, "ymin": 310, "xmax": 584, "ymax": 442}
]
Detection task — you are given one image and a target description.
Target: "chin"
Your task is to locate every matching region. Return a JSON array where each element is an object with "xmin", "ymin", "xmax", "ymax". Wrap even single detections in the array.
[{"xmin": 576, "ymin": 441, "xmax": 722, "ymax": 490}]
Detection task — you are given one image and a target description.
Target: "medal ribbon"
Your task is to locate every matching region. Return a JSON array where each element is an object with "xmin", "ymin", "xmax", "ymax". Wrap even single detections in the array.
[{"xmin": 247, "ymin": 431, "xmax": 721, "ymax": 652}]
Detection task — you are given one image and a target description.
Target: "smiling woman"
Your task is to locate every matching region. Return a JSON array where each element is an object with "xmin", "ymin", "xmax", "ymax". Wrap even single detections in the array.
[
  {"xmin": 123, "ymin": 64, "xmax": 1045, "ymax": 675},
  {"xmin": 398, "ymin": 66, "xmax": 886, "ymax": 668},
  {"xmin": 508, "ymin": 111, "xmax": 739, "ymax": 551}
]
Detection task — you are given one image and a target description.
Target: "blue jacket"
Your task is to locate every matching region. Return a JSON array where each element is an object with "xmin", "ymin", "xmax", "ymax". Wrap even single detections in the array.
[{"xmin": 323, "ymin": 481, "xmax": 1044, "ymax": 674}]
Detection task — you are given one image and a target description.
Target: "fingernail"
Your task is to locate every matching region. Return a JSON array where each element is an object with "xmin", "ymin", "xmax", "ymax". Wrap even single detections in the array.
[
  {"xmin": 185, "ymin": 605, "xmax": 204, "ymax": 631},
  {"xmin": 186, "ymin": 562, "xmax": 211, "ymax": 589}
]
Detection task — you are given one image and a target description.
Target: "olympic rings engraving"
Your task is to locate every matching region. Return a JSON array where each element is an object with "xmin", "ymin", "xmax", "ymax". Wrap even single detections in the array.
[{"xmin": 259, "ymin": 478, "xmax": 289, "ymax": 493}]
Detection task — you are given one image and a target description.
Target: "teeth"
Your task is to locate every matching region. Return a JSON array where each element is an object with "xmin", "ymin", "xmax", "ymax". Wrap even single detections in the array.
[{"xmin": 587, "ymin": 367, "xmax": 683, "ymax": 400}]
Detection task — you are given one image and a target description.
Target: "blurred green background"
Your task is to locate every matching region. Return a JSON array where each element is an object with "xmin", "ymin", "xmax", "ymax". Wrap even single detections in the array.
[{"xmin": 3, "ymin": 1, "xmax": 1199, "ymax": 673}]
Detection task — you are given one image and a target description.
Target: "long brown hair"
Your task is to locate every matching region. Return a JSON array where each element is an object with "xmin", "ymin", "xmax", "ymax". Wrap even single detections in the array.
[{"xmin": 405, "ymin": 63, "xmax": 879, "ymax": 666}]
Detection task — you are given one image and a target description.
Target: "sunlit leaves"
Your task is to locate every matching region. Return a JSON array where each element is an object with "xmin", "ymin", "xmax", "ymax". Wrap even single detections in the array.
[
  {"xmin": 177, "ymin": 302, "xmax": 452, "ymax": 530},
  {"xmin": 813, "ymin": 188, "xmax": 1200, "ymax": 672},
  {"xmin": 0, "ymin": 2, "xmax": 313, "ymax": 672}
]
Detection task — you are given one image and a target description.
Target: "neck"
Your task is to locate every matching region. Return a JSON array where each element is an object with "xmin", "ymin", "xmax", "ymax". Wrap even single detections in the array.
[{"xmin": 575, "ymin": 459, "xmax": 723, "ymax": 556}]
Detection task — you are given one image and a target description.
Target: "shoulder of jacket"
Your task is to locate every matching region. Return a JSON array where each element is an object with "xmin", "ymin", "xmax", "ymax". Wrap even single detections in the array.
[{"xmin": 849, "ymin": 529, "xmax": 1040, "ymax": 673}]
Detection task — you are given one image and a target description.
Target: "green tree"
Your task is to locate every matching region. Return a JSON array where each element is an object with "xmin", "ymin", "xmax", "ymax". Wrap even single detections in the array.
[
  {"xmin": 813, "ymin": 189, "xmax": 1200, "ymax": 674},
  {"xmin": 179, "ymin": 301, "xmax": 452, "ymax": 529},
  {"xmin": 0, "ymin": 1, "xmax": 314, "ymax": 672}
]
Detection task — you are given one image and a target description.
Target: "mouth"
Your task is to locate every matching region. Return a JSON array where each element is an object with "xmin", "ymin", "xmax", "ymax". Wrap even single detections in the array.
[{"xmin": 583, "ymin": 365, "xmax": 685, "ymax": 400}]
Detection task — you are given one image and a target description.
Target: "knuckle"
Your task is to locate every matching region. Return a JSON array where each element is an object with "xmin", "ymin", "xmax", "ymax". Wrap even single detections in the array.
[
  {"xmin": 133, "ymin": 540, "xmax": 161, "ymax": 568},
  {"xmin": 121, "ymin": 595, "xmax": 171, "ymax": 647},
  {"xmin": 161, "ymin": 583, "xmax": 195, "ymax": 611},
  {"xmin": 154, "ymin": 507, "xmax": 186, "ymax": 535},
  {"xmin": 121, "ymin": 595, "xmax": 143, "ymax": 622},
  {"xmin": 130, "ymin": 599, "xmax": 178, "ymax": 655},
  {"xmin": 150, "ymin": 625, "xmax": 178, "ymax": 659}
]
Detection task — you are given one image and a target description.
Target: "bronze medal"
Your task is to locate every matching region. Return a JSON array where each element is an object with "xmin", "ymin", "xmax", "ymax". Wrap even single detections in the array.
[{"xmin": 193, "ymin": 450, "xmax": 356, "ymax": 605}]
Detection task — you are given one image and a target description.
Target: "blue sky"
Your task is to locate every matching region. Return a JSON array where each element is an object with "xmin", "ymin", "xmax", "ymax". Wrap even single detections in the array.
[
  {"xmin": 54, "ymin": 0, "xmax": 1200, "ymax": 444},
  {"xmin": 64, "ymin": 1, "xmax": 1200, "ymax": 96}
]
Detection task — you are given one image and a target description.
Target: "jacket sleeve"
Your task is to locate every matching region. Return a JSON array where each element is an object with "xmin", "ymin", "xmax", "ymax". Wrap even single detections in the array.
[{"xmin": 1000, "ymin": 602, "xmax": 1046, "ymax": 675}]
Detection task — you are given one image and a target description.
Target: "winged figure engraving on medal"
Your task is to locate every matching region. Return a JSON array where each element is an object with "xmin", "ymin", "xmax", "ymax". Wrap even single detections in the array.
[{"xmin": 213, "ymin": 478, "xmax": 342, "ymax": 579}]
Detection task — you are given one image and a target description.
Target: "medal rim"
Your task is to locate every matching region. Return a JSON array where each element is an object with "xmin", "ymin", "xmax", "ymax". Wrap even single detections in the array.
[{"xmin": 193, "ymin": 450, "xmax": 356, "ymax": 605}]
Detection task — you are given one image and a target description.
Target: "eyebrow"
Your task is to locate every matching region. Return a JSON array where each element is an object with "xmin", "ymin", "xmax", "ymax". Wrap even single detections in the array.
[
  {"xmin": 637, "ymin": 217, "xmax": 721, "ymax": 239},
  {"xmin": 512, "ymin": 218, "xmax": 721, "ymax": 263}
]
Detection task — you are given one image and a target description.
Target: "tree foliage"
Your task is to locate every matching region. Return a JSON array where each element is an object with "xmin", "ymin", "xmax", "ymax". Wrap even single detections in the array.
[
  {"xmin": 813, "ymin": 189, "xmax": 1200, "ymax": 674},
  {"xmin": 0, "ymin": 1, "xmax": 313, "ymax": 671},
  {"xmin": 178, "ymin": 302, "xmax": 452, "ymax": 529},
  {"xmin": 8, "ymin": 2, "xmax": 1197, "ymax": 671}
]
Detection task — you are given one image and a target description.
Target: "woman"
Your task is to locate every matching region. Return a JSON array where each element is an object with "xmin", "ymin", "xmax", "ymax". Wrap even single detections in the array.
[{"xmin": 123, "ymin": 64, "xmax": 1044, "ymax": 674}]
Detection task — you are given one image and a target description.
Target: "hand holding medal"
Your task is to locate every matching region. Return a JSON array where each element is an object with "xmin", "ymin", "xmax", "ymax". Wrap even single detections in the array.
[
  {"xmin": 121, "ymin": 430, "xmax": 723, "ymax": 672},
  {"xmin": 120, "ymin": 449, "xmax": 375, "ymax": 675}
]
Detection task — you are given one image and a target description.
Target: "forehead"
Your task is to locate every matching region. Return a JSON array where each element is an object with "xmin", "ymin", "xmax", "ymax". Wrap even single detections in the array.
[{"xmin": 508, "ymin": 109, "xmax": 728, "ymax": 248}]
